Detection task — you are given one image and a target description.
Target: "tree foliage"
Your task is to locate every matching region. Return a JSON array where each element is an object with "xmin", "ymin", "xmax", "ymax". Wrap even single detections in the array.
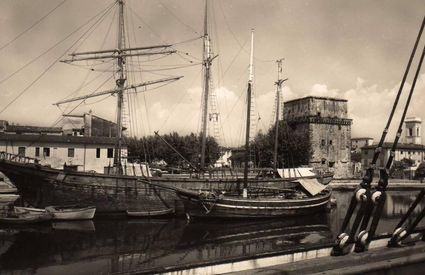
[
  {"xmin": 126, "ymin": 132, "xmax": 220, "ymax": 168},
  {"xmin": 251, "ymin": 121, "xmax": 311, "ymax": 168}
]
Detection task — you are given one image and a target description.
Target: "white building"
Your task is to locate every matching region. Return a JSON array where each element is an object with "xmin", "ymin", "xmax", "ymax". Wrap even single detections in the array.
[
  {"xmin": 361, "ymin": 117, "xmax": 425, "ymax": 169},
  {"xmin": 0, "ymin": 114, "xmax": 127, "ymax": 173},
  {"xmin": 351, "ymin": 137, "xmax": 374, "ymax": 153}
]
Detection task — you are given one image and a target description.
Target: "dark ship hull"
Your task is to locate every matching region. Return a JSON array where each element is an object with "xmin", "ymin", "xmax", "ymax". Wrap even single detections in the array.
[{"xmin": 0, "ymin": 156, "xmax": 320, "ymax": 215}]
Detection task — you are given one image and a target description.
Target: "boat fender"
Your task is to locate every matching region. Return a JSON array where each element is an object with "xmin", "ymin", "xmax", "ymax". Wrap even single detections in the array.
[
  {"xmin": 355, "ymin": 189, "xmax": 367, "ymax": 202},
  {"xmin": 372, "ymin": 191, "xmax": 382, "ymax": 203}
]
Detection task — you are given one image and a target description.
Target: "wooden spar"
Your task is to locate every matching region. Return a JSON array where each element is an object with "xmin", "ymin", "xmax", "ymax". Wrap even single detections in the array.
[
  {"xmin": 154, "ymin": 131, "xmax": 199, "ymax": 172},
  {"xmin": 68, "ymin": 44, "xmax": 173, "ymax": 56},
  {"xmin": 200, "ymin": 0, "xmax": 211, "ymax": 170},
  {"xmin": 369, "ymin": 16, "xmax": 424, "ymax": 168},
  {"xmin": 53, "ymin": 76, "xmax": 183, "ymax": 106},
  {"xmin": 60, "ymin": 50, "xmax": 176, "ymax": 63},
  {"xmin": 385, "ymin": 44, "xmax": 425, "ymax": 170},
  {"xmin": 243, "ymin": 29, "xmax": 255, "ymax": 195},
  {"xmin": 273, "ymin": 59, "xmax": 287, "ymax": 172},
  {"xmin": 115, "ymin": 0, "xmax": 126, "ymax": 170}
]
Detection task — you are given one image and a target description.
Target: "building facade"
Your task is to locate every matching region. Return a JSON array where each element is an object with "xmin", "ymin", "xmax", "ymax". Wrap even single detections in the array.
[
  {"xmin": 0, "ymin": 114, "xmax": 126, "ymax": 173},
  {"xmin": 361, "ymin": 117, "xmax": 425, "ymax": 170},
  {"xmin": 351, "ymin": 137, "xmax": 374, "ymax": 153},
  {"xmin": 283, "ymin": 96, "xmax": 352, "ymax": 178}
]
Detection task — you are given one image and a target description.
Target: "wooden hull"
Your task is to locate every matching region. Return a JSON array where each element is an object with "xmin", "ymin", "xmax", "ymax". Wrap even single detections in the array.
[
  {"xmin": 0, "ymin": 194, "xmax": 19, "ymax": 204},
  {"xmin": 0, "ymin": 158, "xmax": 330, "ymax": 215},
  {"xmin": 126, "ymin": 208, "xmax": 174, "ymax": 217},
  {"xmin": 177, "ymin": 188, "xmax": 331, "ymax": 218},
  {"xmin": 45, "ymin": 206, "xmax": 96, "ymax": 220},
  {"xmin": 0, "ymin": 212, "xmax": 52, "ymax": 224}
]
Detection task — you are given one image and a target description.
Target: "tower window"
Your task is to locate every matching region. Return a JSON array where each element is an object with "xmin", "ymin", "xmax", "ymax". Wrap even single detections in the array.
[
  {"xmin": 96, "ymin": 148, "xmax": 101, "ymax": 158},
  {"xmin": 409, "ymin": 128, "xmax": 413, "ymax": 136}
]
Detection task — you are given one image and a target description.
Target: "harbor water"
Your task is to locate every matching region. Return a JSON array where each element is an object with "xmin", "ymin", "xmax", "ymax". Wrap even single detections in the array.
[{"xmin": 1, "ymin": 188, "xmax": 425, "ymax": 274}]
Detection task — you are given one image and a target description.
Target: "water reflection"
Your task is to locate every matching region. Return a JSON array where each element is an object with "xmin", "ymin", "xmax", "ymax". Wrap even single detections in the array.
[{"xmin": 0, "ymin": 190, "xmax": 424, "ymax": 274}]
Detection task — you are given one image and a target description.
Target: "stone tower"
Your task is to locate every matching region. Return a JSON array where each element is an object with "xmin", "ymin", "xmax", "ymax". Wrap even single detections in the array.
[
  {"xmin": 283, "ymin": 96, "xmax": 352, "ymax": 178},
  {"xmin": 404, "ymin": 117, "xmax": 422, "ymax": 145}
]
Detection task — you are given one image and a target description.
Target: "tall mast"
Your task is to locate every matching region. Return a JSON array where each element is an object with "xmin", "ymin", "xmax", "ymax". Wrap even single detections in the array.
[
  {"xmin": 200, "ymin": 0, "xmax": 211, "ymax": 170},
  {"xmin": 243, "ymin": 29, "xmax": 254, "ymax": 196},
  {"xmin": 114, "ymin": 0, "xmax": 126, "ymax": 171},
  {"xmin": 273, "ymin": 59, "xmax": 287, "ymax": 172}
]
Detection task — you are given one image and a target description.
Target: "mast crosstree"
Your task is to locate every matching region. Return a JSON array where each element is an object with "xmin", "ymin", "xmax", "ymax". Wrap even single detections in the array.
[{"xmin": 54, "ymin": 0, "xmax": 182, "ymax": 174}]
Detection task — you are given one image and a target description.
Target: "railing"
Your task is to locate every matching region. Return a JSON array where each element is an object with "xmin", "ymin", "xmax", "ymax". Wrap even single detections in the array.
[{"xmin": 0, "ymin": 151, "xmax": 39, "ymax": 164}]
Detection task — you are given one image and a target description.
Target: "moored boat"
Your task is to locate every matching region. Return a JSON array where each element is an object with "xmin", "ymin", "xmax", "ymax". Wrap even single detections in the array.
[
  {"xmin": 45, "ymin": 205, "xmax": 96, "ymax": 220},
  {"xmin": 0, "ymin": 194, "xmax": 19, "ymax": 204},
  {"xmin": 176, "ymin": 187, "xmax": 331, "ymax": 219},
  {"xmin": 175, "ymin": 30, "xmax": 332, "ymax": 219},
  {"xmin": 0, "ymin": 212, "xmax": 52, "ymax": 224},
  {"xmin": 126, "ymin": 208, "xmax": 174, "ymax": 218}
]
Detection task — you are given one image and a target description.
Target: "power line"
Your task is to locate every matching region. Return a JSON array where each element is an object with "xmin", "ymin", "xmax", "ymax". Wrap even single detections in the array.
[
  {"xmin": 0, "ymin": 0, "xmax": 69, "ymax": 52},
  {"xmin": 0, "ymin": 1, "xmax": 117, "ymax": 115}
]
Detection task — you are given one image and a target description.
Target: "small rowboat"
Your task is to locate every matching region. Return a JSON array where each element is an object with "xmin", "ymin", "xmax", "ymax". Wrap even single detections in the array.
[
  {"xmin": 14, "ymin": 206, "xmax": 47, "ymax": 214},
  {"xmin": 0, "ymin": 212, "xmax": 52, "ymax": 224},
  {"xmin": 45, "ymin": 205, "xmax": 96, "ymax": 220},
  {"xmin": 0, "ymin": 194, "xmax": 19, "ymax": 204},
  {"xmin": 126, "ymin": 208, "xmax": 174, "ymax": 218}
]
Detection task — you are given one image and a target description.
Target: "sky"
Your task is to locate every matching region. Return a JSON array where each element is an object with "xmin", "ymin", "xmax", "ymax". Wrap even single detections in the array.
[{"xmin": 0, "ymin": 0, "xmax": 424, "ymax": 147}]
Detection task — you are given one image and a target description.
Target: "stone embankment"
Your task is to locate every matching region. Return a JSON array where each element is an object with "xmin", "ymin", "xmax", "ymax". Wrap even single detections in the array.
[{"xmin": 331, "ymin": 178, "xmax": 425, "ymax": 191}]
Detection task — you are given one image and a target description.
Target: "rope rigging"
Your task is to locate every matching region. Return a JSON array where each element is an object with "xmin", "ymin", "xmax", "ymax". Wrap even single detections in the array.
[
  {"xmin": 332, "ymin": 16, "xmax": 425, "ymax": 256},
  {"xmin": 0, "ymin": 0, "xmax": 69, "ymax": 52},
  {"xmin": 0, "ymin": 1, "xmax": 118, "ymax": 115}
]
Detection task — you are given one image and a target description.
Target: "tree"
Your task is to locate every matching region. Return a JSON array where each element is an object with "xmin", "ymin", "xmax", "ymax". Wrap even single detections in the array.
[
  {"xmin": 252, "ymin": 121, "xmax": 311, "ymax": 168},
  {"xmin": 126, "ymin": 133, "xmax": 220, "ymax": 169}
]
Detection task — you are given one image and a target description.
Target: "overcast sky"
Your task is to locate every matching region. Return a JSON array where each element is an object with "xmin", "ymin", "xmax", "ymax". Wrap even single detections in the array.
[{"xmin": 0, "ymin": 0, "xmax": 424, "ymax": 146}]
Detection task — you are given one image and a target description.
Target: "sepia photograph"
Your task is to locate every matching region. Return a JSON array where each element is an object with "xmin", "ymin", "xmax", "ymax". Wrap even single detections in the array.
[{"xmin": 0, "ymin": 0, "xmax": 425, "ymax": 274}]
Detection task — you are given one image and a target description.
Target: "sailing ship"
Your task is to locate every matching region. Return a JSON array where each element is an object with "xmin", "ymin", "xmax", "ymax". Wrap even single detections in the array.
[
  {"xmin": 0, "ymin": 0, "xmax": 331, "ymax": 215},
  {"xmin": 175, "ymin": 30, "xmax": 331, "ymax": 219}
]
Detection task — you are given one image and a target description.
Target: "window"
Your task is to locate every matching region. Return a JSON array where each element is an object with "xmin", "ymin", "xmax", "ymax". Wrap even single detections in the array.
[
  {"xmin": 107, "ymin": 148, "xmax": 114, "ymax": 158},
  {"xmin": 409, "ymin": 128, "xmax": 413, "ymax": 136},
  {"xmin": 401, "ymin": 151, "xmax": 403, "ymax": 155},
  {"xmin": 338, "ymin": 125, "xmax": 342, "ymax": 130},
  {"xmin": 35, "ymin": 147, "xmax": 40, "ymax": 157},
  {"xmin": 329, "ymin": 140, "xmax": 333, "ymax": 145},
  {"xmin": 96, "ymin": 148, "xmax": 101, "ymax": 158},
  {"xmin": 68, "ymin": 148, "xmax": 75, "ymax": 158},
  {"xmin": 43, "ymin": 147, "xmax": 50, "ymax": 157},
  {"xmin": 18, "ymin": 147, "xmax": 26, "ymax": 156},
  {"xmin": 317, "ymin": 112, "xmax": 321, "ymax": 117},
  {"xmin": 321, "ymin": 139, "xmax": 325, "ymax": 146}
]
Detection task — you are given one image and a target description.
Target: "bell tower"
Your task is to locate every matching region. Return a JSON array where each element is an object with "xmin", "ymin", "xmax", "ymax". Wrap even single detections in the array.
[{"xmin": 405, "ymin": 117, "xmax": 422, "ymax": 144}]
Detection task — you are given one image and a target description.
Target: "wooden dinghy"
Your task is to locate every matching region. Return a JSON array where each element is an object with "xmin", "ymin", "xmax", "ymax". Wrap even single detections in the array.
[
  {"xmin": 0, "ymin": 212, "xmax": 52, "ymax": 224},
  {"xmin": 14, "ymin": 206, "xmax": 47, "ymax": 214},
  {"xmin": 126, "ymin": 208, "xmax": 174, "ymax": 218},
  {"xmin": 45, "ymin": 205, "xmax": 96, "ymax": 220},
  {"xmin": 0, "ymin": 194, "xmax": 19, "ymax": 204}
]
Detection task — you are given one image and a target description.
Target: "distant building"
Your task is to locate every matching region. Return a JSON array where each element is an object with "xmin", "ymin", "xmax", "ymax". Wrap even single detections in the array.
[
  {"xmin": 361, "ymin": 117, "xmax": 425, "ymax": 169},
  {"xmin": 361, "ymin": 143, "xmax": 425, "ymax": 168},
  {"xmin": 214, "ymin": 148, "xmax": 232, "ymax": 168},
  {"xmin": 283, "ymin": 96, "xmax": 352, "ymax": 178},
  {"xmin": 403, "ymin": 117, "xmax": 422, "ymax": 145},
  {"xmin": 351, "ymin": 137, "xmax": 374, "ymax": 153},
  {"xmin": 61, "ymin": 111, "xmax": 121, "ymax": 137},
  {"xmin": 0, "ymin": 113, "xmax": 126, "ymax": 173}
]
